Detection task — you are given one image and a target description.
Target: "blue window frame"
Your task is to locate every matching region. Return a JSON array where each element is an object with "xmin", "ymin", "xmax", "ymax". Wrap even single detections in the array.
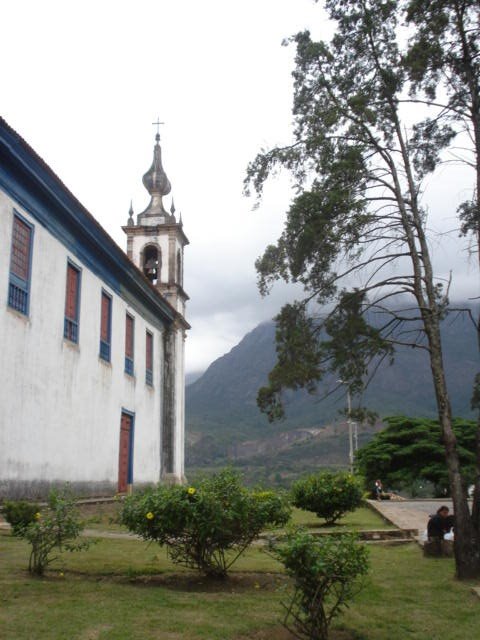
[
  {"xmin": 8, "ymin": 212, "xmax": 34, "ymax": 315},
  {"xmin": 125, "ymin": 313, "xmax": 134, "ymax": 375},
  {"xmin": 99, "ymin": 290, "xmax": 112, "ymax": 362},
  {"xmin": 64, "ymin": 261, "xmax": 81, "ymax": 343}
]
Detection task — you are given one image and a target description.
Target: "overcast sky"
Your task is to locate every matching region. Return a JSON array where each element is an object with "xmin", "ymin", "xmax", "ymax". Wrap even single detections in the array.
[{"xmin": 2, "ymin": 1, "xmax": 477, "ymax": 373}]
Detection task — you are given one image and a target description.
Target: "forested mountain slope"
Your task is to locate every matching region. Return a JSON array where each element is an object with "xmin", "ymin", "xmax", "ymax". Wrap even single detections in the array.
[{"xmin": 186, "ymin": 309, "xmax": 477, "ymax": 481}]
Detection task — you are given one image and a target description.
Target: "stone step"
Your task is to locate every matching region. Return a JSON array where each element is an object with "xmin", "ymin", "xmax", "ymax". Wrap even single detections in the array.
[
  {"xmin": 300, "ymin": 528, "xmax": 416, "ymax": 541},
  {"xmin": 260, "ymin": 528, "xmax": 414, "ymax": 544},
  {"xmin": 364, "ymin": 538, "xmax": 413, "ymax": 546}
]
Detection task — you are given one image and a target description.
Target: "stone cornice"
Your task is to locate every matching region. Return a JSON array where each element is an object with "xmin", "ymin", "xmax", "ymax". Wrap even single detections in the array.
[{"xmin": 122, "ymin": 222, "xmax": 189, "ymax": 246}]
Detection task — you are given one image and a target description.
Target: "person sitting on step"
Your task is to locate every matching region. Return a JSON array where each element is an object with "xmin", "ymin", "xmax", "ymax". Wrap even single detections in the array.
[{"xmin": 427, "ymin": 506, "xmax": 452, "ymax": 540}]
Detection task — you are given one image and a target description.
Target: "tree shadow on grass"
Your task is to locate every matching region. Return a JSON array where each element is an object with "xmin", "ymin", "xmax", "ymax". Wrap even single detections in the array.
[
  {"xmin": 122, "ymin": 571, "xmax": 289, "ymax": 593},
  {"xmin": 235, "ymin": 626, "xmax": 362, "ymax": 640}
]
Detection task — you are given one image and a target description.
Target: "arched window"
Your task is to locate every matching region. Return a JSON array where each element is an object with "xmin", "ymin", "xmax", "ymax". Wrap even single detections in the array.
[
  {"xmin": 143, "ymin": 245, "xmax": 161, "ymax": 284},
  {"xmin": 176, "ymin": 249, "xmax": 183, "ymax": 286}
]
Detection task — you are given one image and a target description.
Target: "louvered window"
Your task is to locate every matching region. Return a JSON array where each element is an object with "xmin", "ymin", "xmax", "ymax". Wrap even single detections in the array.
[
  {"xmin": 8, "ymin": 213, "xmax": 34, "ymax": 315},
  {"xmin": 100, "ymin": 291, "xmax": 112, "ymax": 361},
  {"xmin": 146, "ymin": 331, "xmax": 153, "ymax": 386},
  {"xmin": 125, "ymin": 313, "xmax": 134, "ymax": 375},
  {"xmin": 64, "ymin": 262, "xmax": 81, "ymax": 343}
]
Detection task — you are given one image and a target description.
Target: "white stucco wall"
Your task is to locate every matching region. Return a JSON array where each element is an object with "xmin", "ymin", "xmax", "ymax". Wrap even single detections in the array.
[{"xmin": 0, "ymin": 191, "xmax": 173, "ymax": 496}]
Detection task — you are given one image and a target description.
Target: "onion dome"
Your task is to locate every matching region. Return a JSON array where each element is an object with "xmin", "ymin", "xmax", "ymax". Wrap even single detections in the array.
[{"xmin": 138, "ymin": 133, "xmax": 174, "ymax": 223}]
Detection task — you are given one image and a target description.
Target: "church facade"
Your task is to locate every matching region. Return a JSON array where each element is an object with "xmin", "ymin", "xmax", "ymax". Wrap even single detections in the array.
[{"xmin": 0, "ymin": 117, "xmax": 188, "ymax": 499}]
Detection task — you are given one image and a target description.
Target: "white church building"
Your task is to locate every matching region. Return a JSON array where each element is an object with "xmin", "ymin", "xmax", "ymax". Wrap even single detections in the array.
[{"xmin": 0, "ymin": 117, "xmax": 189, "ymax": 499}]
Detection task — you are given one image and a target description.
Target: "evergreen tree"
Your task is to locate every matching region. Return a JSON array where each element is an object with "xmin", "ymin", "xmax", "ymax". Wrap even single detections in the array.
[
  {"xmin": 245, "ymin": 0, "xmax": 480, "ymax": 578},
  {"xmin": 356, "ymin": 416, "xmax": 476, "ymax": 496}
]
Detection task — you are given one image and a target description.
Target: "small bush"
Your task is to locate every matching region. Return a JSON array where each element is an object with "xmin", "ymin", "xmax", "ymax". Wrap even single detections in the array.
[
  {"xmin": 9, "ymin": 487, "xmax": 90, "ymax": 575},
  {"xmin": 121, "ymin": 468, "xmax": 291, "ymax": 577},
  {"xmin": 271, "ymin": 529, "xmax": 369, "ymax": 640},
  {"xmin": 291, "ymin": 472, "xmax": 363, "ymax": 525},
  {"xmin": 3, "ymin": 500, "xmax": 40, "ymax": 535}
]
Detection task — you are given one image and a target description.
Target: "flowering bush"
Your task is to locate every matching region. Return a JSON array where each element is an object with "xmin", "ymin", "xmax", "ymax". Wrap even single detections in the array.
[
  {"xmin": 291, "ymin": 472, "xmax": 363, "ymax": 525},
  {"xmin": 271, "ymin": 530, "xmax": 369, "ymax": 640},
  {"xmin": 121, "ymin": 469, "xmax": 291, "ymax": 577},
  {"xmin": 7, "ymin": 487, "xmax": 90, "ymax": 575}
]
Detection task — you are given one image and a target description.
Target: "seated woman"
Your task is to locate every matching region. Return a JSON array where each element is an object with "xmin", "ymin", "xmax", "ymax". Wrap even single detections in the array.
[
  {"xmin": 373, "ymin": 479, "xmax": 390, "ymax": 500},
  {"xmin": 427, "ymin": 506, "xmax": 452, "ymax": 540}
]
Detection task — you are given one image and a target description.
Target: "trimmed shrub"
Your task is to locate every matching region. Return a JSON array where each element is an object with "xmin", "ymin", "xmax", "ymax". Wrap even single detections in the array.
[
  {"xmin": 8, "ymin": 487, "xmax": 90, "ymax": 576},
  {"xmin": 271, "ymin": 529, "xmax": 369, "ymax": 640},
  {"xmin": 121, "ymin": 468, "xmax": 291, "ymax": 577},
  {"xmin": 3, "ymin": 500, "xmax": 40, "ymax": 535},
  {"xmin": 291, "ymin": 471, "xmax": 363, "ymax": 525}
]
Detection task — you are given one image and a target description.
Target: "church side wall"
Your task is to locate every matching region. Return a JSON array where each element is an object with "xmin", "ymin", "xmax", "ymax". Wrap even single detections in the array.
[{"xmin": 0, "ymin": 192, "xmax": 164, "ymax": 499}]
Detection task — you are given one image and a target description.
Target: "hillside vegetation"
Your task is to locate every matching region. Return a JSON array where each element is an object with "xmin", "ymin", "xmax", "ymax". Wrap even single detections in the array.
[{"xmin": 186, "ymin": 310, "xmax": 477, "ymax": 484}]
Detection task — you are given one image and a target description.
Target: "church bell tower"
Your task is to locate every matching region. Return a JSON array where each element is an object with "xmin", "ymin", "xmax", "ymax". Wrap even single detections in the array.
[
  {"xmin": 123, "ymin": 129, "xmax": 189, "ymax": 317},
  {"xmin": 123, "ymin": 128, "xmax": 188, "ymax": 484}
]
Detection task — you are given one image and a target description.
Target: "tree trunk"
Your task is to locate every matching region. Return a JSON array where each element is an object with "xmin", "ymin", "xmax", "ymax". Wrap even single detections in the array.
[
  {"xmin": 424, "ymin": 316, "xmax": 480, "ymax": 579},
  {"xmin": 453, "ymin": 0, "xmax": 480, "ymax": 549}
]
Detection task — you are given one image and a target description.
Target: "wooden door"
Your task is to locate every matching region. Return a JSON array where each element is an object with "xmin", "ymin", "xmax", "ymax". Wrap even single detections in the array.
[{"xmin": 118, "ymin": 413, "xmax": 133, "ymax": 493}]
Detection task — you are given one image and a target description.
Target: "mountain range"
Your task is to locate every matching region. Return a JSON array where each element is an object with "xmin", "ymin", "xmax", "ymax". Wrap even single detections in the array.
[{"xmin": 185, "ymin": 309, "xmax": 478, "ymax": 485}]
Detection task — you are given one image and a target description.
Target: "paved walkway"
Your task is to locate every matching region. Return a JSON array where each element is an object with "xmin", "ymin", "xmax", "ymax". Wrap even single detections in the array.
[{"xmin": 368, "ymin": 499, "xmax": 456, "ymax": 536}]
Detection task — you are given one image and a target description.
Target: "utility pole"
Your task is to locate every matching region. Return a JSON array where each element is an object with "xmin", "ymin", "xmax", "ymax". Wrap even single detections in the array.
[
  {"xmin": 353, "ymin": 409, "xmax": 358, "ymax": 457},
  {"xmin": 339, "ymin": 380, "xmax": 355, "ymax": 473},
  {"xmin": 346, "ymin": 387, "xmax": 354, "ymax": 474}
]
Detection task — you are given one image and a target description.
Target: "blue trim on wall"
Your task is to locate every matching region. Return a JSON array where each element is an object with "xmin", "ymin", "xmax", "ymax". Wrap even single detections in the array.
[{"xmin": 0, "ymin": 120, "xmax": 179, "ymax": 331}]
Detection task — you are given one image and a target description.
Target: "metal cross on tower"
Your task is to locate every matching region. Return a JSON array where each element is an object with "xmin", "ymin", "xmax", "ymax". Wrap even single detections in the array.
[{"xmin": 152, "ymin": 118, "xmax": 165, "ymax": 140}]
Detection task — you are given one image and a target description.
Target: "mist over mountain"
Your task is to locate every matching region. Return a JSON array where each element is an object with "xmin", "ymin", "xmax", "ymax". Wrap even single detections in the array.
[{"xmin": 185, "ymin": 307, "xmax": 478, "ymax": 484}]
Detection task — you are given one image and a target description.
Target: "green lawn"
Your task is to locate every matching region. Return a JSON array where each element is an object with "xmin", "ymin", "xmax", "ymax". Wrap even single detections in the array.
[
  {"xmin": 0, "ymin": 533, "xmax": 285, "ymax": 640},
  {"xmin": 76, "ymin": 501, "xmax": 393, "ymax": 535},
  {"xmin": 77, "ymin": 501, "xmax": 125, "ymax": 533},
  {"xmin": 1, "ymin": 525, "xmax": 479, "ymax": 640},
  {"xmin": 287, "ymin": 506, "xmax": 395, "ymax": 531}
]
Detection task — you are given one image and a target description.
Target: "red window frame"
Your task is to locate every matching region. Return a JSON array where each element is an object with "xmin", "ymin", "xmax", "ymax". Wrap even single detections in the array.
[
  {"xmin": 146, "ymin": 330, "xmax": 153, "ymax": 385},
  {"xmin": 125, "ymin": 313, "xmax": 134, "ymax": 375},
  {"xmin": 64, "ymin": 262, "xmax": 81, "ymax": 343},
  {"xmin": 100, "ymin": 291, "xmax": 112, "ymax": 361},
  {"xmin": 8, "ymin": 213, "xmax": 34, "ymax": 315}
]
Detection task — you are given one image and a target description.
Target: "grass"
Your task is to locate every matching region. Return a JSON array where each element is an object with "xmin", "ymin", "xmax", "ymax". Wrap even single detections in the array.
[
  {"xmin": 1, "ymin": 510, "xmax": 480, "ymax": 640},
  {"xmin": 42, "ymin": 500, "xmax": 393, "ymax": 535},
  {"xmin": 0, "ymin": 533, "xmax": 287, "ymax": 640},
  {"xmin": 340, "ymin": 544, "xmax": 480, "ymax": 640},
  {"xmin": 287, "ymin": 506, "xmax": 395, "ymax": 531},
  {"xmin": 77, "ymin": 501, "xmax": 125, "ymax": 533}
]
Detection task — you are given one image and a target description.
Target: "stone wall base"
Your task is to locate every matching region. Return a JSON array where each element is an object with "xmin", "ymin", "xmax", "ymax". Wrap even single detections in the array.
[
  {"xmin": 160, "ymin": 472, "xmax": 186, "ymax": 486},
  {"xmin": 0, "ymin": 479, "xmax": 117, "ymax": 501},
  {"xmin": 1, "ymin": 476, "xmax": 188, "ymax": 501}
]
